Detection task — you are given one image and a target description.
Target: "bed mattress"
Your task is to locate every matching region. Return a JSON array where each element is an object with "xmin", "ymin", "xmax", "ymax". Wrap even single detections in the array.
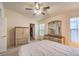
[{"xmin": 18, "ymin": 40, "xmax": 79, "ymax": 56}]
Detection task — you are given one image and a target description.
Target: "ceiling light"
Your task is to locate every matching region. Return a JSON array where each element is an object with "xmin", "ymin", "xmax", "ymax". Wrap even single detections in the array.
[
  {"xmin": 34, "ymin": 9, "xmax": 42, "ymax": 15},
  {"xmin": 34, "ymin": 9, "xmax": 37, "ymax": 13},
  {"xmin": 25, "ymin": 2, "xmax": 50, "ymax": 15}
]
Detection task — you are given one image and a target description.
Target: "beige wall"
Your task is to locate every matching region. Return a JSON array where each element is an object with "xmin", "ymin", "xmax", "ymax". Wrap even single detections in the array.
[
  {"xmin": 4, "ymin": 7, "xmax": 79, "ymax": 48},
  {"xmin": 39, "ymin": 9, "xmax": 79, "ymax": 45},
  {"xmin": 4, "ymin": 8, "xmax": 38, "ymax": 48}
]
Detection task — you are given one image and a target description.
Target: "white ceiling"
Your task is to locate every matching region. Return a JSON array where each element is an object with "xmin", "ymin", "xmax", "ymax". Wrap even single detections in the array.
[{"xmin": 4, "ymin": 2, "xmax": 79, "ymax": 20}]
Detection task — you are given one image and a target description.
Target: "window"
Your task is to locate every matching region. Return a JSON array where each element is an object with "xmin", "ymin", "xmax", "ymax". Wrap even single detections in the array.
[
  {"xmin": 39, "ymin": 24, "xmax": 45, "ymax": 36},
  {"xmin": 70, "ymin": 17, "xmax": 79, "ymax": 43}
]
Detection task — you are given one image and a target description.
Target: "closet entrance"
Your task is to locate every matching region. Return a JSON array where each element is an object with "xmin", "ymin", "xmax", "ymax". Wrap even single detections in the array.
[{"xmin": 30, "ymin": 24, "xmax": 35, "ymax": 41}]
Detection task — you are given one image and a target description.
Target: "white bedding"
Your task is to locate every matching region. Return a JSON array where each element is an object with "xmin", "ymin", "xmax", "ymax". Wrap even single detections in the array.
[{"xmin": 18, "ymin": 40, "xmax": 79, "ymax": 56}]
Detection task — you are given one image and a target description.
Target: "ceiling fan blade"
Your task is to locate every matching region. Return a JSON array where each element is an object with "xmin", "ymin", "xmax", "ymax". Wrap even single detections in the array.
[
  {"xmin": 25, "ymin": 8, "xmax": 33, "ymax": 10},
  {"xmin": 41, "ymin": 12, "xmax": 45, "ymax": 15},
  {"xmin": 33, "ymin": 13, "xmax": 36, "ymax": 15},
  {"xmin": 35, "ymin": 2, "xmax": 40, "ymax": 10},
  {"xmin": 43, "ymin": 6, "xmax": 50, "ymax": 11}
]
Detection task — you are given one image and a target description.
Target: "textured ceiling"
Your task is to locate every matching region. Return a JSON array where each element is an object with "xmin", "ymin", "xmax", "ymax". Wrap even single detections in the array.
[{"xmin": 4, "ymin": 2, "xmax": 79, "ymax": 20}]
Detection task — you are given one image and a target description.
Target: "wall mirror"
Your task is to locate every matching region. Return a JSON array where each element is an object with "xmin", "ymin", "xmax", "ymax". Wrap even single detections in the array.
[{"xmin": 48, "ymin": 20, "xmax": 62, "ymax": 35}]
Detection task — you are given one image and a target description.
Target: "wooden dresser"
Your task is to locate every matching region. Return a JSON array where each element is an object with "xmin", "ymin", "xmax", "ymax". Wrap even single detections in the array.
[
  {"xmin": 44, "ymin": 34, "xmax": 65, "ymax": 44},
  {"xmin": 14, "ymin": 27, "xmax": 29, "ymax": 46}
]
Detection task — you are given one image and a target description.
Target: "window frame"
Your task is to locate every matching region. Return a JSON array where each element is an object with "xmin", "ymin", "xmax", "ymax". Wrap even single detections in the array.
[
  {"xmin": 39, "ymin": 24, "xmax": 45, "ymax": 36},
  {"xmin": 70, "ymin": 17, "xmax": 79, "ymax": 42}
]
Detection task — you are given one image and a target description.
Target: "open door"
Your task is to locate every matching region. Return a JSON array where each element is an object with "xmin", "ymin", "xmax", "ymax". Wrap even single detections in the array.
[
  {"xmin": 0, "ymin": 17, "xmax": 7, "ymax": 52},
  {"xmin": 0, "ymin": 3, "xmax": 7, "ymax": 52},
  {"xmin": 30, "ymin": 24, "xmax": 35, "ymax": 41}
]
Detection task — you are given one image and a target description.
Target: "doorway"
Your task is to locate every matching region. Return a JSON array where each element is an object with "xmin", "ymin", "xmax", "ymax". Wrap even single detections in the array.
[
  {"xmin": 0, "ymin": 17, "xmax": 7, "ymax": 52},
  {"xmin": 30, "ymin": 24, "xmax": 35, "ymax": 41}
]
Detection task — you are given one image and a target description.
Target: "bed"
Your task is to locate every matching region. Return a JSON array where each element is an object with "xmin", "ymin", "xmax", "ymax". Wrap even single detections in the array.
[
  {"xmin": 0, "ymin": 40, "xmax": 79, "ymax": 56},
  {"xmin": 18, "ymin": 40, "xmax": 79, "ymax": 56}
]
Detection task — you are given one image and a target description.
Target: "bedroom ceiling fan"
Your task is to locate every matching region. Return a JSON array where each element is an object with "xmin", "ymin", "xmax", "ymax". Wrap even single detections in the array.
[{"xmin": 25, "ymin": 2, "xmax": 50, "ymax": 15}]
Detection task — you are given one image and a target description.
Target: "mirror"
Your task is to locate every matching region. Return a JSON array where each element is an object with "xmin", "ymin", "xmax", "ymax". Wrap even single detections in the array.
[{"xmin": 48, "ymin": 20, "xmax": 62, "ymax": 35}]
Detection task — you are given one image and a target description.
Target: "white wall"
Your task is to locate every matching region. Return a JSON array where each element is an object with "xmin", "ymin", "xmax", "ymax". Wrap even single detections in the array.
[{"xmin": 4, "ymin": 8, "xmax": 38, "ymax": 48}]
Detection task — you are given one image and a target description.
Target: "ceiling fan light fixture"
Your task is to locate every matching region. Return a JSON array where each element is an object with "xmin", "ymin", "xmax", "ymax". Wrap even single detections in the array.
[
  {"xmin": 38, "ymin": 10, "xmax": 42, "ymax": 13},
  {"xmin": 34, "ymin": 9, "xmax": 42, "ymax": 15},
  {"xmin": 25, "ymin": 2, "xmax": 50, "ymax": 15},
  {"xmin": 36, "ymin": 12, "xmax": 40, "ymax": 15}
]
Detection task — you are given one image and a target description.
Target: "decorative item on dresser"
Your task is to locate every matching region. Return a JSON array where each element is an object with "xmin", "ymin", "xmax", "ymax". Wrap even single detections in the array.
[
  {"xmin": 44, "ymin": 34, "xmax": 65, "ymax": 44},
  {"xmin": 14, "ymin": 27, "xmax": 29, "ymax": 46}
]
